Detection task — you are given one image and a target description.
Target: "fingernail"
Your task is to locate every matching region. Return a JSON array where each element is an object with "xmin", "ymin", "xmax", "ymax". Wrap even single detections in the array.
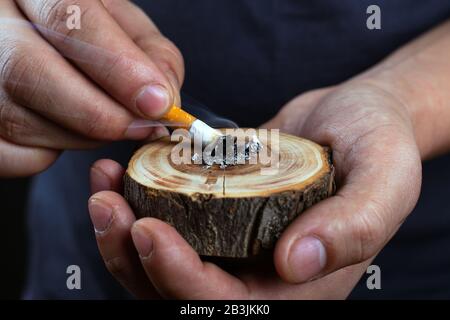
[
  {"xmin": 132, "ymin": 225, "xmax": 154, "ymax": 259},
  {"xmin": 288, "ymin": 236, "xmax": 326, "ymax": 282},
  {"xmin": 88, "ymin": 198, "xmax": 113, "ymax": 234},
  {"xmin": 90, "ymin": 167, "xmax": 111, "ymax": 194},
  {"xmin": 136, "ymin": 85, "xmax": 169, "ymax": 118}
]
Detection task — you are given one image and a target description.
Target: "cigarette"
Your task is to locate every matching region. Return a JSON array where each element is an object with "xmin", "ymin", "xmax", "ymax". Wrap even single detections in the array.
[{"xmin": 161, "ymin": 105, "xmax": 222, "ymax": 145}]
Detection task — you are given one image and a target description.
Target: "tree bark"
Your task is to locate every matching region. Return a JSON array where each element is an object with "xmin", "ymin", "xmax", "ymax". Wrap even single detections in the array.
[{"xmin": 124, "ymin": 131, "xmax": 335, "ymax": 258}]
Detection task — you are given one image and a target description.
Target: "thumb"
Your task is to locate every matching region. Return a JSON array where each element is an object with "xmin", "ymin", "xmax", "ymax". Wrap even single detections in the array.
[{"xmin": 274, "ymin": 138, "xmax": 422, "ymax": 283}]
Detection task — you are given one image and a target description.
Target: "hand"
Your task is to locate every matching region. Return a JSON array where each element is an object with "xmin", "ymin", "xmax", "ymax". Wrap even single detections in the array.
[
  {"xmin": 263, "ymin": 81, "xmax": 421, "ymax": 284},
  {"xmin": 0, "ymin": 0, "xmax": 183, "ymax": 177},
  {"xmin": 88, "ymin": 81, "xmax": 421, "ymax": 299}
]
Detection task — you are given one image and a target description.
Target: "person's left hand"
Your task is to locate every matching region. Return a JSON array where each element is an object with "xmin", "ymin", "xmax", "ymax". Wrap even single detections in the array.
[{"xmin": 88, "ymin": 80, "xmax": 422, "ymax": 299}]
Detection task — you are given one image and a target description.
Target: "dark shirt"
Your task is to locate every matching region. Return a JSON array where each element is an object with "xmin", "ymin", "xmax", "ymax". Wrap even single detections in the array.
[{"xmin": 25, "ymin": 0, "xmax": 450, "ymax": 299}]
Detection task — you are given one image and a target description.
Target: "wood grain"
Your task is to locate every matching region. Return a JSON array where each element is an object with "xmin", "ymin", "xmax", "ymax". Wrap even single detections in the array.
[{"xmin": 124, "ymin": 131, "xmax": 335, "ymax": 258}]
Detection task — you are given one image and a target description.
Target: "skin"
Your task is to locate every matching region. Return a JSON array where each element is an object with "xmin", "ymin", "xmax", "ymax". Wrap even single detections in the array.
[
  {"xmin": 88, "ymin": 19, "xmax": 450, "ymax": 299},
  {"xmin": 1, "ymin": 0, "xmax": 449, "ymax": 299},
  {"xmin": 0, "ymin": 0, "xmax": 181, "ymax": 176},
  {"xmin": 88, "ymin": 83, "xmax": 421, "ymax": 299}
]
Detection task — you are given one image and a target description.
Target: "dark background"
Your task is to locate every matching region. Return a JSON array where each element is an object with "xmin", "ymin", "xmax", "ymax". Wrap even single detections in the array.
[{"xmin": 0, "ymin": 178, "xmax": 29, "ymax": 300}]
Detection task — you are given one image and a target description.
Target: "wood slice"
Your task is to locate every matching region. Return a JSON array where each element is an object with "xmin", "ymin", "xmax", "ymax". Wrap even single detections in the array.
[{"xmin": 124, "ymin": 130, "xmax": 335, "ymax": 258}]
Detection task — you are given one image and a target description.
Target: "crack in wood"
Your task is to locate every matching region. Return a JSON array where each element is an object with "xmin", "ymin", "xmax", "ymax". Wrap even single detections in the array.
[
  {"xmin": 248, "ymin": 197, "xmax": 270, "ymax": 255},
  {"xmin": 222, "ymin": 171, "xmax": 226, "ymax": 196}
]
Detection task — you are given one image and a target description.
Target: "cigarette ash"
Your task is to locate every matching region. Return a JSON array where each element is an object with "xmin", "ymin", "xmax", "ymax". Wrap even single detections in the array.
[{"xmin": 192, "ymin": 135, "xmax": 262, "ymax": 168}]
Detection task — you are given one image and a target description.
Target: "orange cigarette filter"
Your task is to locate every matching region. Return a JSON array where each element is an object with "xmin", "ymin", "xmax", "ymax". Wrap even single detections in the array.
[
  {"xmin": 161, "ymin": 105, "xmax": 222, "ymax": 145},
  {"xmin": 161, "ymin": 105, "xmax": 197, "ymax": 128}
]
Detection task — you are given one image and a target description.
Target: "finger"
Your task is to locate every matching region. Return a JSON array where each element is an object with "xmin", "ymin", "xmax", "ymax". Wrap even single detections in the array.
[
  {"xmin": 0, "ymin": 2, "xmax": 152, "ymax": 141},
  {"xmin": 274, "ymin": 131, "xmax": 422, "ymax": 283},
  {"xmin": 101, "ymin": 0, "xmax": 184, "ymax": 105},
  {"xmin": 16, "ymin": 0, "xmax": 181, "ymax": 118},
  {"xmin": 88, "ymin": 190, "xmax": 158, "ymax": 299},
  {"xmin": 0, "ymin": 97, "xmax": 101, "ymax": 149},
  {"xmin": 90, "ymin": 159, "xmax": 125, "ymax": 194},
  {"xmin": 131, "ymin": 218, "xmax": 249, "ymax": 299},
  {"xmin": 0, "ymin": 136, "xmax": 59, "ymax": 177}
]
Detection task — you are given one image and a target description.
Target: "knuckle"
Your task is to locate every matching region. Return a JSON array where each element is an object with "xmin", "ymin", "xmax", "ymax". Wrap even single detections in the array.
[
  {"xmin": 82, "ymin": 104, "xmax": 122, "ymax": 140},
  {"xmin": 0, "ymin": 43, "xmax": 25, "ymax": 92},
  {"xmin": 155, "ymin": 38, "xmax": 185, "ymax": 75},
  {"xmin": 351, "ymin": 200, "xmax": 390, "ymax": 261},
  {"xmin": 39, "ymin": 0, "xmax": 92, "ymax": 41},
  {"xmin": 137, "ymin": 34, "xmax": 184, "ymax": 77},
  {"xmin": 159, "ymin": 38, "xmax": 184, "ymax": 65},
  {"xmin": 84, "ymin": 106, "xmax": 108, "ymax": 138},
  {"xmin": 100, "ymin": 50, "xmax": 135, "ymax": 85},
  {"xmin": 39, "ymin": 0, "xmax": 74, "ymax": 30},
  {"xmin": 0, "ymin": 46, "xmax": 47, "ymax": 106},
  {"xmin": 0, "ymin": 102, "xmax": 28, "ymax": 141}
]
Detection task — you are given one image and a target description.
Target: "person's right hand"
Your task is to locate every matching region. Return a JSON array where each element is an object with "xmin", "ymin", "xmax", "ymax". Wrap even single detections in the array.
[{"xmin": 0, "ymin": 0, "xmax": 184, "ymax": 177}]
